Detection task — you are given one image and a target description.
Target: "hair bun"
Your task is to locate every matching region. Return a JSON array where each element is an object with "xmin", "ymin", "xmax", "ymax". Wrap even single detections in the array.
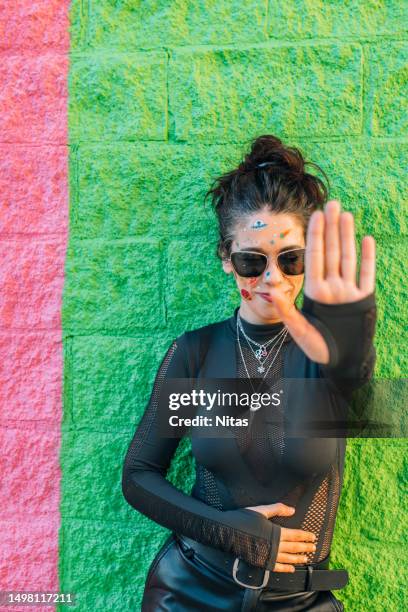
[{"xmin": 240, "ymin": 134, "xmax": 305, "ymax": 176}]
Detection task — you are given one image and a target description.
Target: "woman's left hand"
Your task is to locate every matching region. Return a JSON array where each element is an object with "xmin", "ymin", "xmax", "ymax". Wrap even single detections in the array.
[{"xmin": 268, "ymin": 200, "xmax": 376, "ymax": 364}]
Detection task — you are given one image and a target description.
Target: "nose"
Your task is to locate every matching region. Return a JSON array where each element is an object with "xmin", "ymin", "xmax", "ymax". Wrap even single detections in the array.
[{"xmin": 263, "ymin": 258, "xmax": 284, "ymax": 284}]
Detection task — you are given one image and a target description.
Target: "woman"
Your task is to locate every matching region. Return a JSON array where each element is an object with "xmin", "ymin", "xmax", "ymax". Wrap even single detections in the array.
[{"xmin": 122, "ymin": 134, "xmax": 377, "ymax": 611}]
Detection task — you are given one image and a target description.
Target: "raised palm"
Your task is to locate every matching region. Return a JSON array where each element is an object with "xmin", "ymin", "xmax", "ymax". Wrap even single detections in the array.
[{"xmin": 269, "ymin": 200, "xmax": 376, "ymax": 364}]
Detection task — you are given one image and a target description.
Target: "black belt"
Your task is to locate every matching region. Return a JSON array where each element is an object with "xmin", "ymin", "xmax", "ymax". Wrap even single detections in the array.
[{"xmin": 175, "ymin": 534, "xmax": 348, "ymax": 592}]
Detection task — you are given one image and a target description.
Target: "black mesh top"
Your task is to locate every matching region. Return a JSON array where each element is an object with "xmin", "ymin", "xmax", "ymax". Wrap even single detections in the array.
[{"xmin": 122, "ymin": 294, "xmax": 377, "ymax": 571}]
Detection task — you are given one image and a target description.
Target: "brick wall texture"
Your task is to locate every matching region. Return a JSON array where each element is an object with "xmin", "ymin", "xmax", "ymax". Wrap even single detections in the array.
[
  {"xmin": 0, "ymin": 2, "xmax": 70, "ymax": 611},
  {"xmin": 61, "ymin": 2, "xmax": 407, "ymax": 611}
]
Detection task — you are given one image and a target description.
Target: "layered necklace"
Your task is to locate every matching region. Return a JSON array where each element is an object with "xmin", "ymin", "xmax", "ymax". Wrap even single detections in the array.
[{"xmin": 236, "ymin": 310, "xmax": 288, "ymax": 394}]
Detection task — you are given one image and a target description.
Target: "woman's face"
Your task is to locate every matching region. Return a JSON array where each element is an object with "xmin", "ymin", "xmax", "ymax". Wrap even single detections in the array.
[{"xmin": 222, "ymin": 209, "xmax": 305, "ymax": 324}]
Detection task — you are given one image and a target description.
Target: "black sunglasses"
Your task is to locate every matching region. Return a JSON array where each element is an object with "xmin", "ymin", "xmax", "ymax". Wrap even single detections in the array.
[{"xmin": 229, "ymin": 248, "xmax": 305, "ymax": 277}]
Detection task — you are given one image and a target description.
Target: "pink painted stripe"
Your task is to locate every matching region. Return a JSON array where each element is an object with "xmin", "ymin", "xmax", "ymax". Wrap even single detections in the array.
[{"xmin": 0, "ymin": 2, "xmax": 70, "ymax": 610}]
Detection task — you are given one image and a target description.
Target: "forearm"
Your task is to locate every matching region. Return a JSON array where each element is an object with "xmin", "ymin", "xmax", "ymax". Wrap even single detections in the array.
[
  {"xmin": 122, "ymin": 466, "xmax": 281, "ymax": 571},
  {"xmin": 301, "ymin": 292, "xmax": 377, "ymax": 389}
]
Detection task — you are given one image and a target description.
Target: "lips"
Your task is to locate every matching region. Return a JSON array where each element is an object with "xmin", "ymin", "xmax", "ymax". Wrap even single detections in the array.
[{"xmin": 257, "ymin": 293, "xmax": 274, "ymax": 303}]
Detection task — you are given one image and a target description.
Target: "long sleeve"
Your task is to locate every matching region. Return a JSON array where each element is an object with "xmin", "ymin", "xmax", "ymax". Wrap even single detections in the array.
[
  {"xmin": 301, "ymin": 292, "xmax": 377, "ymax": 392},
  {"xmin": 298, "ymin": 292, "xmax": 377, "ymax": 436},
  {"xmin": 121, "ymin": 334, "xmax": 281, "ymax": 571}
]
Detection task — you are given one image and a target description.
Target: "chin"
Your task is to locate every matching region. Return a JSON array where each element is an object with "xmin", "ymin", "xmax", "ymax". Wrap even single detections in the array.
[
  {"xmin": 260, "ymin": 305, "xmax": 279, "ymax": 316},
  {"xmin": 255, "ymin": 292, "xmax": 296, "ymax": 312},
  {"xmin": 257, "ymin": 301, "xmax": 279, "ymax": 314}
]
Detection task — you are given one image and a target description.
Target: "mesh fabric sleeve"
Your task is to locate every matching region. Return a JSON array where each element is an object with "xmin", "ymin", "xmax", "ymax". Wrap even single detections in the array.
[
  {"xmin": 121, "ymin": 333, "xmax": 281, "ymax": 571},
  {"xmin": 301, "ymin": 292, "xmax": 377, "ymax": 393}
]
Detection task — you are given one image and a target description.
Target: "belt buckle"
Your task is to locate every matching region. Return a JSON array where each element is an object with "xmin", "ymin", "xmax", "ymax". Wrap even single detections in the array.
[{"xmin": 232, "ymin": 557, "xmax": 270, "ymax": 590}]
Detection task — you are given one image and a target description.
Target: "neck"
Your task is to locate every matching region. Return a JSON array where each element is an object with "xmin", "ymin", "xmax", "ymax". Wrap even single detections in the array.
[{"xmin": 238, "ymin": 301, "xmax": 283, "ymax": 325}]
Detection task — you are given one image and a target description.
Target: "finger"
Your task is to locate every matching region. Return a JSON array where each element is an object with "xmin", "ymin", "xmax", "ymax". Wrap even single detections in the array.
[
  {"xmin": 279, "ymin": 541, "xmax": 317, "ymax": 554},
  {"xmin": 265, "ymin": 295, "xmax": 330, "ymax": 364},
  {"xmin": 280, "ymin": 527, "xmax": 316, "ymax": 543},
  {"xmin": 306, "ymin": 210, "xmax": 324, "ymax": 283},
  {"xmin": 264, "ymin": 503, "xmax": 296, "ymax": 519},
  {"xmin": 340, "ymin": 211, "xmax": 357, "ymax": 283},
  {"xmin": 324, "ymin": 200, "xmax": 341, "ymax": 278},
  {"xmin": 273, "ymin": 563, "xmax": 295, "ymax": 573},
  {"xmin": 277, "ymin": 552, "xmax": 309, "ymax": 564},
  {"xmin": 359, "ymin": 235, "xmax": 376, "ymax": 295},
  {"xmin": 243, "ymin": 506, "xmax": 265, "ymax": 517}
]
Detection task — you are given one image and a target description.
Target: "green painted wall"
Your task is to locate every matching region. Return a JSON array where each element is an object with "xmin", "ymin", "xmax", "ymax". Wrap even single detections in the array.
[{"xmin": 62, "ymin": 2, "xmax": 408, "ymax": 610}]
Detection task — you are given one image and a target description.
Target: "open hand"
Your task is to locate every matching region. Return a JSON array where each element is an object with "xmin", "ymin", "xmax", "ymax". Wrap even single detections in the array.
[
  {"xmin": 266, "ymin": 200, "xmax": 376, "ymax": 364},
  {"xmin": 244, "ymin": 502, "xmax": 316, "ymax": 572}
]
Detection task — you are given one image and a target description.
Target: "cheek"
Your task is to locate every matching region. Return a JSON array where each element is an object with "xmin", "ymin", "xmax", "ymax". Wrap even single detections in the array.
[
  {"xmin": 290, "ymin": 276, "xmax": 304, "ymax": 294},
  {"xmin": 234, "ymin": 271, "xmax": 259, "ymax": 302},
  {"xmin": 240, "ymin": 288, "xmax": 252, "ymax": 300},
  {"xmin": 233, "ymin": 271, "xmax": 258, "ymax": 288}
]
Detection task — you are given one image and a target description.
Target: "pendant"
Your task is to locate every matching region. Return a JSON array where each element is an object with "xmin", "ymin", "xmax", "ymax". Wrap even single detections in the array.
[
  {"xmin": 257, "ymin": 365, "xmax": 265, "ymax": 373},
  {"xmin": 255, "ymin": 346, "xmax": 268, "ymax": 360}
]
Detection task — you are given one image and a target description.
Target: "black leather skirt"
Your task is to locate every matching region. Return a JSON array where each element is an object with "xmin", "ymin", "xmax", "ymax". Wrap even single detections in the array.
[{"xmin": 141, "ymin": 533, "xmax": 345, "ymax": 612}]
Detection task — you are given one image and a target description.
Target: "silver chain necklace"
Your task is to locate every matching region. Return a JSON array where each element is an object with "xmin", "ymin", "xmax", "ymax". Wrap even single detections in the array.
[
  {"xmin": 236, "ymin": 312, "xmax": 288, "ymax": 396},
  {"xmin": 237, "ymin": 313, "xmax": 285, "ymax": 349},
  {"xmin": 240, "ymin": 328, "xmax": 286, "ymax": 374},
  {"xmin": 237, "ymin": 315, "xmax": 287, "ymax": 372}
]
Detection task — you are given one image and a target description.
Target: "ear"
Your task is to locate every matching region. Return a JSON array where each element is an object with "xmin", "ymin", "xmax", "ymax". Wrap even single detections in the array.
[{"xmin": 222, "ymin": 258, "xmax": 233, "ymax": 274}]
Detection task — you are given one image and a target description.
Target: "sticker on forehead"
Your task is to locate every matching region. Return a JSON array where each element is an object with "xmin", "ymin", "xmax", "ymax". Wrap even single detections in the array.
[
  {"xmin": 280, "ymin": 229, "xmax": 291, "ymax": 239},
  {"xmin": 249, "ymin": 219, "xmax": 268, "ymax": 230}
]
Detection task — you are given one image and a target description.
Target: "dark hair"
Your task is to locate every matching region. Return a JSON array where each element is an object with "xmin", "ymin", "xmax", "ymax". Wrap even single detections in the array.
[{"xmin": 204, "ymin": 134, "xmax": 330, "ymax": 261}]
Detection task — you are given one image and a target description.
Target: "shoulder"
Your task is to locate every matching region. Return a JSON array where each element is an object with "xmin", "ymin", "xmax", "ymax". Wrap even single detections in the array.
[
  {"xmin": 174, "ymin": 315, "xmax": 231, "ymax": 362},
  {"xmin": 182, "ymin": 318, "xmax": 227, "ymax": 342},
  {"xmin": 156, "ymin": 322, "xmax": 222, "ymax": 377}
]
